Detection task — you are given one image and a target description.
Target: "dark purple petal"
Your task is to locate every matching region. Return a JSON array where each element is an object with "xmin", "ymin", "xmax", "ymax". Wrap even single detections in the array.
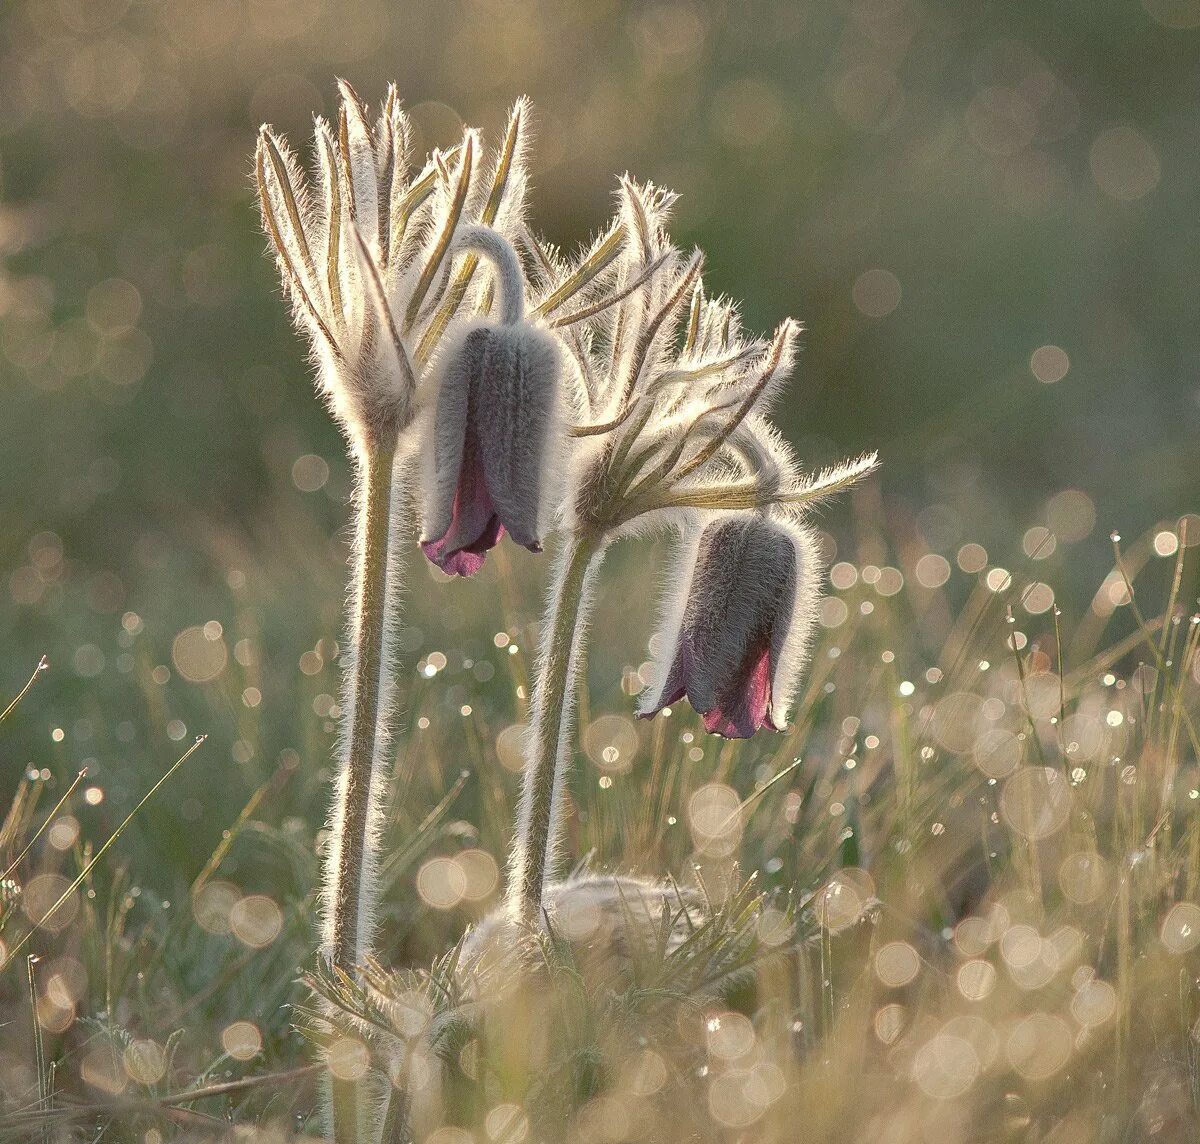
[
  {"xmin": 679, "ymin": 519, "xmax": 794, "ymax": 713},
  {"xmin": 637, "ymin": 638, "xmax": 691, "ymax": 719},
  {"xmin": 420, "ymin": 418, "xmax": 505, "ymax": 577},
  {"xmin": 421, "ymin": 518, "xmax": 505, "ymax": 577},
  {"xmin": 699, "ymin": 644, "xmax": 773, "ymax": 739},
  {"xmin": 424, "ymin": 322, "xmax": 561, "ymax": 573},
  {"xmin": 640, "ymin": 516, "xmax": 798, "ymax": 738}
]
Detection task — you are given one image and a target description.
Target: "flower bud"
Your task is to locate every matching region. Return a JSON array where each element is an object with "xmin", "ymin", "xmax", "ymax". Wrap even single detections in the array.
[
  {"xmin": 638, "ymin": 514, "xmax": 819, "ymax": 738},
  {"xmin": 460, "ymin": 873, "xmax": 698, "ymax": 985},
  {"xmin": 420, "ymin": 317, "xmax": 564, "ymax": 576}
]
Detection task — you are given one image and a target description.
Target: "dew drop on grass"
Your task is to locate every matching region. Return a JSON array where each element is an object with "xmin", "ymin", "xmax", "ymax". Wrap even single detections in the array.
[{"xmin": 1161, "ymin": 903, "xmax": 1200, "ymax": 954}]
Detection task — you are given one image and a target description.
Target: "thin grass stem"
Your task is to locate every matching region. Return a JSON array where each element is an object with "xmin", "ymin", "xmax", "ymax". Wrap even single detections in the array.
[
  {"xmin": 1, "ymin": 769, "xmax": 87, "ymax": 884},
  {"xmin": 1, "ymin": 655, "xmax": 47, "ymax": 723},
  {"xmin": 6, "ymin": 737, "xmax": 205, "ymax": 963}
]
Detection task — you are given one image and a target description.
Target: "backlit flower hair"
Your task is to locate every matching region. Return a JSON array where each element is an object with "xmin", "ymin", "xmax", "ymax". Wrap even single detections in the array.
[
  {"xmin": 255, "ymin": 84, "xmax": 533, "ymax": 452},
  {"xmin": 522, "ymin": 178, "xmax": 877, "ymax": 541}
]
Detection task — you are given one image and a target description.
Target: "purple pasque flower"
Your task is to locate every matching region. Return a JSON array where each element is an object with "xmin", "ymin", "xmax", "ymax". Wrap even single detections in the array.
[
  {"xmin": 638, "ymin": 513, "xmax": 819, "ymax": 738},
  {"xmin": 420, "ymin": 227, "xmax": 564, "ymax": 576}
]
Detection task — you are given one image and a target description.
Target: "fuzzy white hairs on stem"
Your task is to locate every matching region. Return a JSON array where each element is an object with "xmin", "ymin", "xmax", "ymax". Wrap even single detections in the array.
[
  {"xmin": 453, "ymin": 224, "xmax": 527, "ymax": 326},
  {"xmin": 321, "ymin": 450, "xmax": 412, "ymax": 964},
  {"xmin": 506, "ymin": 535, "xmax": 608, "ymax": 920}
]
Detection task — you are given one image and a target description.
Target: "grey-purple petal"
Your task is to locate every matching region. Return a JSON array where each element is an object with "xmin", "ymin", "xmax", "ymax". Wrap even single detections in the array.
[
  {"xmin": 642, "ymin": 515, "xmax": 800, "ymax": 737},
  {"xmin": 677, "ymin": 516, "xmax": 796, "ymax": 711},
  {"xmin": 470, "ymin": 323, "xmax": 561, "ymax": 550},
  {"xmin": 421, "ymin": 322, "xmax": 561, "ymax": 574}
]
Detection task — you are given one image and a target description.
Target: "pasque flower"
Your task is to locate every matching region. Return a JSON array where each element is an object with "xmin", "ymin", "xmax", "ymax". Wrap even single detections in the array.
[
  {"xmin": 420, "ymin": 226, "xmax": 564, "ymax": 576},
  {"xmin": 637, "ymin": 513, "xmax": 819, "ymax": 738},
  {"xmin": 504, "ymin": 179, "xmax": 878, "ymax": 922},
  {"xmin": 256, "ymin": 83, "xmax": 534, "ymax": 1144},
  {"xmin": 256, "ymin": 83, "xmax": 533, "ymax": 965}
]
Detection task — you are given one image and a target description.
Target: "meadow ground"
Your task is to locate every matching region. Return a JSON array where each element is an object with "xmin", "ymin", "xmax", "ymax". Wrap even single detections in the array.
[{"xmin": 3, "ymin": 489, "xmax": 1200, "ymax": 1141}]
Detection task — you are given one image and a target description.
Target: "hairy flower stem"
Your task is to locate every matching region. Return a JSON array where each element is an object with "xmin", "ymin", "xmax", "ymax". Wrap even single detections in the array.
[
  {"xmin": 331, "ymin": 439, "xmax": 399, "ymax": 961},
  {"xmin": 509, "ymin": 531, "xmax": 604, "ymax": 921},
  {"xmin": 328, "ymin": 436, "xmax": 399, "ymax": 1144}
]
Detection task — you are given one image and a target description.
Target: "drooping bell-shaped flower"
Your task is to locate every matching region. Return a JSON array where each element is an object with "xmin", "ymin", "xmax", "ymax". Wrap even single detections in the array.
[
  {"xmin": 638, "ymin": 513, "xmax": 820, "ymax": 738},
  {"xmin": 420, "ymin": 226, "xmax": 564, "ymax": 576}
]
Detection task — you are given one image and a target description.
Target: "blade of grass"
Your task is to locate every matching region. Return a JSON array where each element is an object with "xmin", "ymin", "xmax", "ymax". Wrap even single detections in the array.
[
  {"xmin": 1, "ymin": 769, "xmax": 88, "ymax": 883},
  {"xmin": 0, "ymin": 1065, "xmax": 322, "ymax": 1133},
  {"xmin": 27, "ymin": 955, "xmax": 48, "ymax": 1142},
  {"xmin": 382, "ymin": 768, "xmax": 471, "ymax": 883},
  {"xmin": 191, "ymin": 758, "xmax": 292, "ymax": 895},
  {"xmin": 1, "ymin": 656, "xmax": 47, "ymax": 723},
  {"xmin": 715, "ymin": 757, "xmax": 805, "ymax": 839},
  {"xmin": 5, "ymin": 737, "xmax": 206, "ymax": 965}
]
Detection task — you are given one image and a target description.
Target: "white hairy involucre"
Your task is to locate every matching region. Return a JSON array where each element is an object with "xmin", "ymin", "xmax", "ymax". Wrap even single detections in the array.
[
  {"xmin": 462, "ymin": 873, "xmax": 702, "ymax": 983},
  {"xmin": 520, "ymin": 176, "xmax": 878, "ymax": 542},
  {"xmin": 256, "ymin": 84, "xmax": 534, "ymax": 453}
]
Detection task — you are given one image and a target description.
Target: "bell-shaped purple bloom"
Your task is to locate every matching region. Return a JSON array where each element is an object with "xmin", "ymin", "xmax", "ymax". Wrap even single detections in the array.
[
  {"xmin": 420, "ymin": 319, "xmax": 562, "ymax": 576},
  {"xmin": 638, "ymin": 514, "xmax": 819, "ymax": 738}
]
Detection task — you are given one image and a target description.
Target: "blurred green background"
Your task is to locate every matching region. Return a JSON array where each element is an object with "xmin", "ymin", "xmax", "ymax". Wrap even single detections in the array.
[
  {"xmin": 0, "ymin": 0, "xmax": 1197, "ymax": 889},
  {"xmin": 3, "ymin": 0, "xmax": 1198, "ymax": 567}
]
